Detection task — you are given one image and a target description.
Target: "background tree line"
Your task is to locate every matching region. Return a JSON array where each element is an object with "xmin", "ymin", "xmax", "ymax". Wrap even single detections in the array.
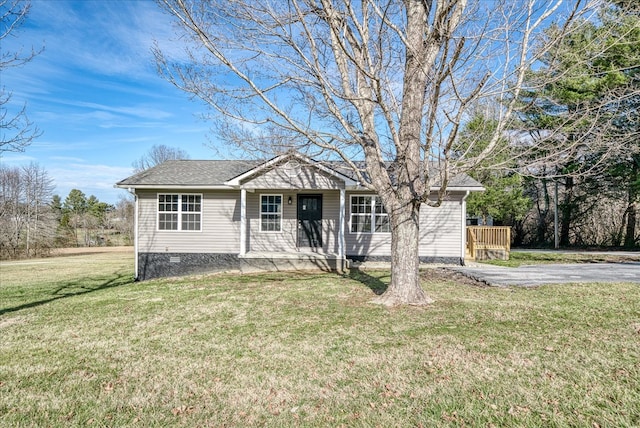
[
  {"xmin": 0, "ymin": 144, "xmax": 187, "ymax": 260},
  {"xmin": 0, "ymin": 163, "xmax": 134, "ymax": 259},
  {"xmin": 465, "ymin": 0, "xmax": 640, "ymax": 249}
]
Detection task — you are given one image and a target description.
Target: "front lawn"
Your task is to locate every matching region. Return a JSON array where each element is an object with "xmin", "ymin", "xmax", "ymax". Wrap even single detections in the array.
[{"xmin": 1, "ymin": 252, "xmax": 638, "ymax": 426}]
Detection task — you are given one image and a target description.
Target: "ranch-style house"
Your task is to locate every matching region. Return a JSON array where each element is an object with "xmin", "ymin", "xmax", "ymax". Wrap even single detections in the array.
[{"xmin": 116, "ymin": 152, "xmax": 483, "ymax": 280}]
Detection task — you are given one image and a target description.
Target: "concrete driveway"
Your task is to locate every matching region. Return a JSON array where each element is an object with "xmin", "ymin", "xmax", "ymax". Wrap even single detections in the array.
[{"xmin": 454, "ymin": 262, "xmax": 640, "ymax": 287}]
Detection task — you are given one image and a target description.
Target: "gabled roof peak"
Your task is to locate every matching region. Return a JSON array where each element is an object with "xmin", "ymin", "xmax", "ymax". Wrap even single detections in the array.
[{"xmin": 224, "ymin": 151, "xmax": 357, "ymax": 187}]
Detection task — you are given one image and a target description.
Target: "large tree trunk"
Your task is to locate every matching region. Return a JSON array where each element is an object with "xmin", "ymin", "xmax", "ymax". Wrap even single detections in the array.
[
  {"xmin": 373, "ymin": 200, "xmax": 433, "ymax": 306},
  {"xmin": 367, "ymin": 1, "xmax": 438, "ymax": 307}
]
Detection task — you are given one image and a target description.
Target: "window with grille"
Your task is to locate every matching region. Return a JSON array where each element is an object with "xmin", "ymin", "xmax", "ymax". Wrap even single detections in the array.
[
  {"xmin": 260, "ymin": 194, "xmax": 282, "ymax": 232},
  {"xmin": 350, "ymin": 195, "xmax": 389, "ymax": 233},
  {"xmin": 158, "ymin": 194, "xmax": 201, "ymax": 231}
]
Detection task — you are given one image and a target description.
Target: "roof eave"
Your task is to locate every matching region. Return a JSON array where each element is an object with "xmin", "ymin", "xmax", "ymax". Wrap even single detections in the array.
[
  {"xmin": 114, "ymin": 184, "xmax": 235, "ymax": 190},
  {"xmin": 431, "ymin": 186, "xmax": 485, "ymax": 192},
  {"xmin": 343, "ymin": 185, "xmax": 485, "ymax": 192}
]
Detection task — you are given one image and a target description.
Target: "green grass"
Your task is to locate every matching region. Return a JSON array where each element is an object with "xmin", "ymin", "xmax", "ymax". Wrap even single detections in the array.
[
  {"xmin": 1, "ymin": 252, "xmax": 639, "ymax": 427},
  {"xmin": 481, "ymin": 250, "xmax": 640, "ymax": 267}
]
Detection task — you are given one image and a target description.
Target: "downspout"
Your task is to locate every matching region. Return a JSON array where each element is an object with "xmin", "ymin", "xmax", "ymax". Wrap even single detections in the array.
[
  {"xmin": 461, "ymin": 191, "xmax": 470, "ymax": 266},
  {"xmin": 127, "ymin": 188, "xmax": 139, "ymax": 280}
]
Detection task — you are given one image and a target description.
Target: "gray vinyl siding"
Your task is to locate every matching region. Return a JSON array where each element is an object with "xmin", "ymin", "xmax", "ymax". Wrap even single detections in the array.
[
  {"xmin": 242, "ymin": 165, "xmax": 344, "ymax": 190},
  {"xmin": 419, "ymin": 196, "xmax": 463, "ymax": 258},
  {"xmin": 246, "ymin": 190, "xmax": 340, "ymax": 253},
  {"xmin": 136, "ymin": 187, "xmax": 463, "ymax": 258},
  {"xmin": 137, "ymin": 190, "xmax": 240, "ymax": 254},
  {"xmin": 345, "ymin": 191, "xmax": 464, "ymax": 258}
]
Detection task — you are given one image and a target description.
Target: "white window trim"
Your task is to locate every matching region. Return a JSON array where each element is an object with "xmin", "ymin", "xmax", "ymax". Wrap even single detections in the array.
[
  {"xmin": 260, "ymin": 193, "xmax": 283, "ymax": 233},
  {"xmin": 157, "ymin": 193, "xmax": 203, "ymax": 232},
  {"xmin": 349, "ymin": 194, "xmax": 390, "ymax": 234}
]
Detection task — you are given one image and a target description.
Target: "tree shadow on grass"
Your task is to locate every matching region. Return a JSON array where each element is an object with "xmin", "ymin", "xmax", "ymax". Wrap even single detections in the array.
[
  {"xmin": 0, "ymin": 273, "xmax": 134, "ymax": 316},
  {"xmin": 348, "ymin": 268, "xmax": 389, "ymax": 295}
]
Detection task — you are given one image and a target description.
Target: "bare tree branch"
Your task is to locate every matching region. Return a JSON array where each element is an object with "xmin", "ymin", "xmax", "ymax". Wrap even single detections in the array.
[
  {"xmin": 132, "ymin": 144, "xmax": 191, "ymax": 172},
  {"xmin": 154, "ymin": 0, "xmax": 594, "ymax": 305},
  {"xmin": 0, "ymin": 0, "xmax": 43, "ymax": 153}
]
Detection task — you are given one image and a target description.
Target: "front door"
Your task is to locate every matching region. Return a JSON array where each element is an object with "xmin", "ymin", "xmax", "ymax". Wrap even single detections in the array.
[{"xmin": 297, "ymin": 194, "xmax": 323, "ymax": 248}]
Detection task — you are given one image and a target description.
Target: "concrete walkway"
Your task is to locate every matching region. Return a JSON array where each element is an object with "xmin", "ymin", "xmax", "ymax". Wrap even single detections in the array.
[{"xmin": 454, "ymin": 262, "xmax": 640, "ymax": 287}]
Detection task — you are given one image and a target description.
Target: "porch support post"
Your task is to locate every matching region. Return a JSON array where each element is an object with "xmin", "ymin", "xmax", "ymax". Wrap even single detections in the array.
[
  {"xmin": 240, "ymin": 188, "xmax": 247, "ymax": 256},
  {"xmin": 339, "ymin": 188, "xmax": 346, "ymax": 268}
]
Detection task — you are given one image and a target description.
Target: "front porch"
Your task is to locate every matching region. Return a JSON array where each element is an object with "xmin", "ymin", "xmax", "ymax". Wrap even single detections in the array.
[{"xmin": 238, "ymin": 188, "xmax": 347, "ymax": 258}]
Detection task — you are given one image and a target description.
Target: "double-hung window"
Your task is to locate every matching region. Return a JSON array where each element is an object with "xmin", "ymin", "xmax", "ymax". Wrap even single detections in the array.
[
  {"xmin": 181, "ymin": 194, "xmax": 202, "ymax": 230},
  {"xmin": 260, "ymin": 194, "xmax": 282, "ymax": 232},
  {"xmin": 158, "ymin": 194, "xmax": 201, "ymax": 231},
  {"xmin": 350, "ymin": 195, "xmax": 390, "ymax": 233}
]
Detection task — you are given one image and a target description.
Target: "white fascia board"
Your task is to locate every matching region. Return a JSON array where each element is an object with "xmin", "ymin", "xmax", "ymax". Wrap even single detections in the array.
[
  {"xmin": 303, "ymin": 158, "xmax": 358, "ymax": 186},
  {"xmin": 224, "ymin": 153, "xmax": 287, "ymax": 186},
  {"xmin": 114, "ymin": 184, "xmax": 234, "ymax": 190}
]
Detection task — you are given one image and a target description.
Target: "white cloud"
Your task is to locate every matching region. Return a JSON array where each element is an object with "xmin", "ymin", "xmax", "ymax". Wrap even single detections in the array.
[
  {"xmin": 50, "ymin": 156, "xmax": 86, "ymax": 163},
  {"xmin": 24, "ymin": 0, "xmax": 169, "ymax": 79},
  {"xmin": 3, "ymin": 0, "xmax": 187, "ymax": 105},
  {"xmin": 68, "ymin": 101, "xmax": 174, "ymax": 121},
  {"xmin": 0, "ymin": 154, "xmax": 38, "ymax": 164},
  {"xmin": 50, "ymin": 162, "xmax": 134, "ymax": 203}
]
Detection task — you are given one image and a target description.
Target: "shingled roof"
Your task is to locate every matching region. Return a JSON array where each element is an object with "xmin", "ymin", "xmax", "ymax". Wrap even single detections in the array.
[
  {"xmin": 116, "ymin": 160, "xmax": 261, "ymax": 187},
  {"xmin": 116, "ymin": 156, "xmax": 483, "ymax": 190}
]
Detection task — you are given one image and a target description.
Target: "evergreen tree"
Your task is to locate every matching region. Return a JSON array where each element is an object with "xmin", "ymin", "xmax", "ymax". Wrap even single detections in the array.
[
  {"xmin": 517, "ymin": 0, "xmax": 640, "ymax": 246},
  {"xmin": 457, "ymin": 114, "xmax": 531, "ymax": 226},
  {"xmin": 63, "ymin": 189, "xmax": 88, "ymax": 246}
]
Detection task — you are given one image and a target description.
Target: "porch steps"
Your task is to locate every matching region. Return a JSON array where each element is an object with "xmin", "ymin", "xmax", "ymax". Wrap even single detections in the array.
[{"xmin": 239, "ymin": 251, "xmax": 347, "ymax": 273}]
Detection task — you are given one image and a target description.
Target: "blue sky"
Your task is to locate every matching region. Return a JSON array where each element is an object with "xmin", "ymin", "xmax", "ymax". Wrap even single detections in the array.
[{"xmin": 2, "ymin": 0, "xmax": 220, "ymax": 204}]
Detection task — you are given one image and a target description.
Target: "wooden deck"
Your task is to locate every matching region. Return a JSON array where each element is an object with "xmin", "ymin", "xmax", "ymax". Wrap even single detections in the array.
[{"xmin": 466, "ymin": 226, "xmax": 511, "ymax": 261}]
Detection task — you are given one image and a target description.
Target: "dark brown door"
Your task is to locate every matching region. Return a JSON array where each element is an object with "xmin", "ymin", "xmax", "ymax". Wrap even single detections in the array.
[{"xmin": 297, "ymin": 195, "xmax": 322, "ymax": 248}]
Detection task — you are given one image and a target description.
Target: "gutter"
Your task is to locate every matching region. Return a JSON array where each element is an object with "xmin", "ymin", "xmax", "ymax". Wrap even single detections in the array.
[{"xmin": 114, "ymin": 184, "xmax": 233, "ymax": 190}]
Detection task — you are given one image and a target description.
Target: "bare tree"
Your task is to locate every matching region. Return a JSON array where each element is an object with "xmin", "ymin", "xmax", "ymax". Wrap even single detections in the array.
[
  {"xmin": 108, "ymin": 194, "xmax": 135, "ymax": 245},
  {"xmin": 132, "ymin": 144, "xmax": 190, "ymax": 172},
  {"xmin": 0, "ymin": 163, "xmax": 55, "ymax": 258},
  {"xmin": 155, "ymin": 0, "xmax": 594, "ymax": 305},
  {"xmin": 21, "ymin": 162, "xmax": 56, "ymax": 256},
  {"xmin": 1, "ymin": 0, "xmax": 42, "ymax": 153},
  {"xmin": 0, "ymin": 165, "xmax": 24, "ymax": 257}
]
